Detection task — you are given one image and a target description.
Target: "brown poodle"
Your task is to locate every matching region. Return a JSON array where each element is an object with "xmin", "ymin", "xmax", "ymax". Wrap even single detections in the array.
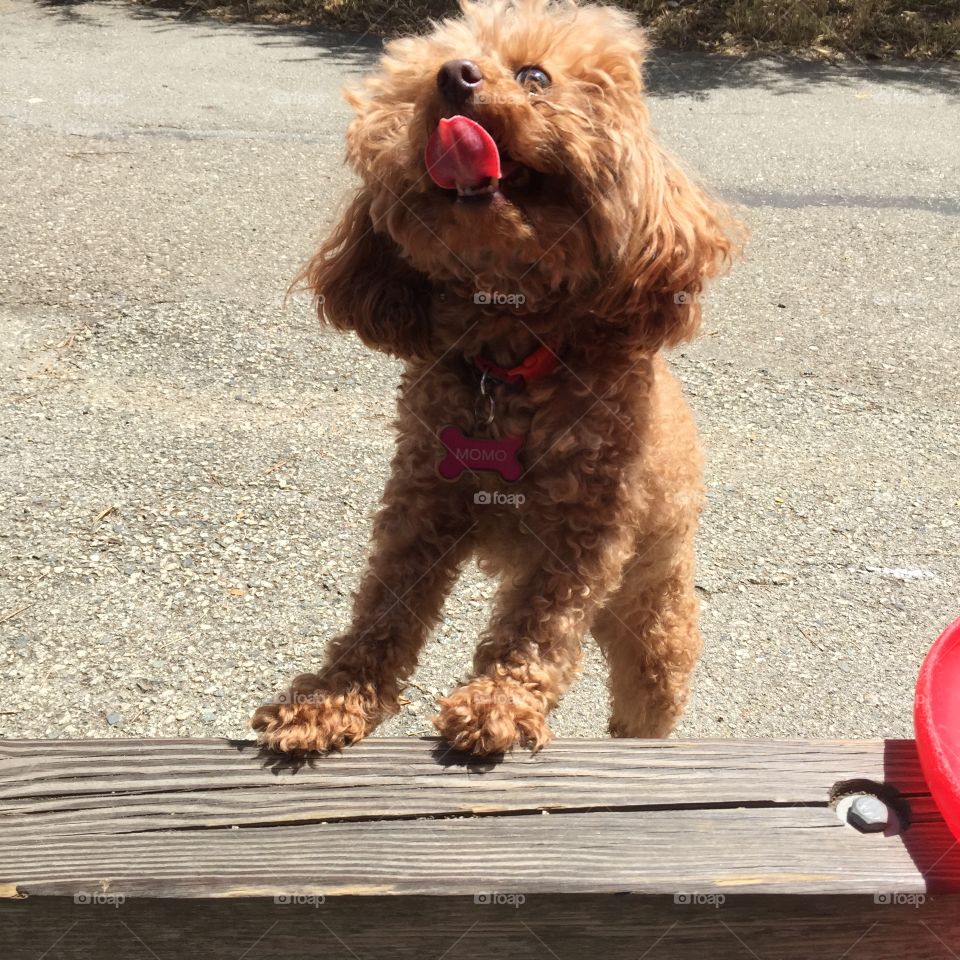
[{"xmin": 252, "ymin": 0, "xmax": 737, "ymax": 756}]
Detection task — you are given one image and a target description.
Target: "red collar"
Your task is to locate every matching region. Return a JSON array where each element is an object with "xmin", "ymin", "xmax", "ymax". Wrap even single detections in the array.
[{"xmin": 472, "ymin": 343, "xmax": 560, "ymax": 388}]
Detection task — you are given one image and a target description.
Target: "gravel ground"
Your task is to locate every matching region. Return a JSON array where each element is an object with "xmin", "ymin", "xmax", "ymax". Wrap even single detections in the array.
[{"xmin": 1, "ymin": 0, "xmax": 958, "ymax": 744}]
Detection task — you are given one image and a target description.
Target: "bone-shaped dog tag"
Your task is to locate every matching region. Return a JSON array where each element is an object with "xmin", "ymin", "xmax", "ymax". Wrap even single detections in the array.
[{"xmin": 437, "ymin": 426, "xmax": 524, "ymax": 483}]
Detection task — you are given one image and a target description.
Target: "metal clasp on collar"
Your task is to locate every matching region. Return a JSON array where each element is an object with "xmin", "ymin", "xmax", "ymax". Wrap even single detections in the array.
[{"xmin": 474, "ymin": 369, "xmax": 496, "ymax": 429}]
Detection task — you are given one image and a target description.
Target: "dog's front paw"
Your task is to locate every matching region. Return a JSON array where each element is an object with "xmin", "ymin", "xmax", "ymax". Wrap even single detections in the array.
[
  {"xmin": 433, "ymin": 676, "xmax": 552, "ymax": 756},
  {"xmin": 251, "ymin": 674, "xmax": 378, "ymax": 754}
]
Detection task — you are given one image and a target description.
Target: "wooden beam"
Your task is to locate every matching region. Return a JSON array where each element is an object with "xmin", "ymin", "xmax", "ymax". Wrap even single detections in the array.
[{"xmin": 1, "ymin": 738, "xmax": 959, "ymax": 958}]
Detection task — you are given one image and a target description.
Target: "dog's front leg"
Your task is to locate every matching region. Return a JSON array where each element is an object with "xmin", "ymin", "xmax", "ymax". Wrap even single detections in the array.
[
  {"xmin": 253, "ymin": 471, "xmax": 474, "ymax": 753},
  {"xmin": 434, "ymin": 508, "xmax": 634, "ymax": 755}
]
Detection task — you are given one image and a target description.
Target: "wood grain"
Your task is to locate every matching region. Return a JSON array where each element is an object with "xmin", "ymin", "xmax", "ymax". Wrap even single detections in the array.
[
  {"xmin": 2, "ymin": 895, "xmax": 960, "ymax": 960},
  {"xmin": 1, "ymin": 737, "xmax": 958, "ymax": 899},
  {"xmin": 3, "ymin": 737, "xmax": 959, "ymax": 957},
  {"xmin": 0, "ymin": 737, "xmax": 928, "ymax": 827}
]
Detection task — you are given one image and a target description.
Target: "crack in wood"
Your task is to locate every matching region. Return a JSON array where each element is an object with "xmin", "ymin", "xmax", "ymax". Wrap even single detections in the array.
[{"xmin": 48, "ymin": 797, "xmax": 833, "ymax": 837}]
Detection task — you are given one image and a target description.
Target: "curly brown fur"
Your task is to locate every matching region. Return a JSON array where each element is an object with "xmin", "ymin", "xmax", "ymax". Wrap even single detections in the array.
[{"xmin": 252, "ymin": 0, "xmax": 740, "ymax": 756}]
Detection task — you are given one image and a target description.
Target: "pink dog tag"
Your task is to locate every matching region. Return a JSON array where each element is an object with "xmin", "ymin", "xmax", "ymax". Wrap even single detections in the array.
[{"xmin": 437, "ymin": 426, "xmax": 524, "ymax": 482}]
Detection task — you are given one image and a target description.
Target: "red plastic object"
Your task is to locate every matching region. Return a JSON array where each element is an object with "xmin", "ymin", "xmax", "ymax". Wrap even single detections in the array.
[{"xmin": 915, "ymin": 616, "xmax": 960, "ymax": 841}]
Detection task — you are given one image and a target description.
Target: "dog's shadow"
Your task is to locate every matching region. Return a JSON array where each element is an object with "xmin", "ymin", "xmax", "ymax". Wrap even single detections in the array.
[{"xmin": 428, "ymin": 739, "xmax": 503, "ymax": 774}]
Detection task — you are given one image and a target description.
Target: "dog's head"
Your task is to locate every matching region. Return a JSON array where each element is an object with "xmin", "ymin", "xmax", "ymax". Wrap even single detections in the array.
[{"xmin": 303, "ymin": 0, "xmax": 737, "ymax": 359}]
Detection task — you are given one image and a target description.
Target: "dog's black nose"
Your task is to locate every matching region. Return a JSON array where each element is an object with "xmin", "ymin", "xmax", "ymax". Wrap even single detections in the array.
[{"xmin": 437, "ymin": 59, "xmax": 483, "ymax": 104}]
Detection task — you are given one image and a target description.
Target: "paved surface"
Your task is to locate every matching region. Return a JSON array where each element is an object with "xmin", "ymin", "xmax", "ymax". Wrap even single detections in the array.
[{"xmin": 1, "ymin": 0, "xmax": 958, "ymax": 743}]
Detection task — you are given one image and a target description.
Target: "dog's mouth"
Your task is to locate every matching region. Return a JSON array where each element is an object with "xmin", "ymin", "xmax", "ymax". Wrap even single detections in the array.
[{"xmin": 424, "ymin": 115, "xmax": 538, "ymax": 203}]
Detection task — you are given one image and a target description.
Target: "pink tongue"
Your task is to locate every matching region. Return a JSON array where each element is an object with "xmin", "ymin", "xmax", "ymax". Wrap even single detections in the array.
[{"xmin": 425, "ymin": 115, "xmax": 501, "ymax": 189}]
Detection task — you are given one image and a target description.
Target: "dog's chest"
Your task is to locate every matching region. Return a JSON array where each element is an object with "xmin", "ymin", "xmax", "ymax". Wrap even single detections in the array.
[{"xmin": 429, "ymin": 365, "xmax": 597, "ymax": 491}]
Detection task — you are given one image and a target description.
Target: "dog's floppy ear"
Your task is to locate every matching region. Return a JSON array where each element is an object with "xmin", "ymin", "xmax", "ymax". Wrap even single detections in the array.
[
  {"xmin": 597, "ymin": 149, "xmax": 739, "ymax": 351},
  {"xmin": 295, "ymin": 189, "xmax": 432, "ymax": 361}
]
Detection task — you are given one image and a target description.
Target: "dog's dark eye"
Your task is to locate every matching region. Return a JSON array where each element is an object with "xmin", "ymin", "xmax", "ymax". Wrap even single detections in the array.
[{"xmin": 515, "ymin": 65, "xmax": 550, "ymax": 91}]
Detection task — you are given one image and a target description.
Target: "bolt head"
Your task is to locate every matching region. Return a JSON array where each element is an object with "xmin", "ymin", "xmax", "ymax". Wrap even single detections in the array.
[{"xmin": 846, "ymin": 794, "xmax": 890, "ymax": 833}]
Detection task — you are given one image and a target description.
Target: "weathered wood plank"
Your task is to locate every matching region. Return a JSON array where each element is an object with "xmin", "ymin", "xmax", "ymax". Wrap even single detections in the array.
[
  {"xmin": 2, "ymin": 895, "xmax": 959, "ymax": 960},
  {"xmin": 0, "ymin": 737, "xmax": 928, "ymax": 832},
  {"xmin": 4, "ymin": 806, "xmax": 960, "ymax": 897},
  {"xmin": 1, "ymin": 737, "xmax": 958, "ymax": 899}
]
